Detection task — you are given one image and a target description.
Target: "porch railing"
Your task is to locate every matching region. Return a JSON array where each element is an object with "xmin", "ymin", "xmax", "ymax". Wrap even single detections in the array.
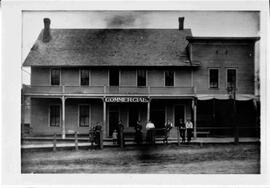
[{"xmin": 23, "ymin": 85, "xmax": 195, "ymax": 96}]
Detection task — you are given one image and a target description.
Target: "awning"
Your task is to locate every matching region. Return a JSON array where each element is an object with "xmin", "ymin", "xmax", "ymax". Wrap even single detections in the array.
[{"xmin": 196, "ymin": 94, "xmax": 256, "ymax": 101}]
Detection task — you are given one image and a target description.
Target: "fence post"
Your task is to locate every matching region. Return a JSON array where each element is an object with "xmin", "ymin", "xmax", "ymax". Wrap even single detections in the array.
[
  {"xmin": 53, "ymin": 133, "xmax": 57, "ymax": 152},
  {"xmin": 75, "ymin": 131, "xmax": 78, "ymax": 151}
]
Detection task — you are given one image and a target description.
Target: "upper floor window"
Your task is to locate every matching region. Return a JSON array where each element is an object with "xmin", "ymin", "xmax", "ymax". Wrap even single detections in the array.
[
  {"xmin": 49, "ymin": 105, "xmax": 60, "ymax": 127},
  {"xmin": 137, "ymin": 70, "xmax": 146, "ymax": 86},
  {"xmin": 109, "ymin": 69, "xmax": 119, "ymax": 86},
  {"xmin": 79, "ymin": 105, "xmax": 90, "ymax": 127},
  {"xmin": 51, "ymin": 68, "xmax": 60, "ymax": 86},
  {"xmin": 209, "ymin": 69, "xmax": 219, "ymax": 89},
  {"xmin": 80, "ymin": 69, "xmax": 90, "ymax": 86},
  {"xmin": 227, "ymin": 69, "xmax": 237, "ymax": 89},
  {"xmin": 165, "ymin": 70, "xmax": 174, "ymax": 86}
]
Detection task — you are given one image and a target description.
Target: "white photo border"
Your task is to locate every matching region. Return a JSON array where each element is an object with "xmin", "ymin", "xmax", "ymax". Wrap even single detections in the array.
[{"xmin": 1, "ymin": 0, "xmax": 269, "ymax": 187}]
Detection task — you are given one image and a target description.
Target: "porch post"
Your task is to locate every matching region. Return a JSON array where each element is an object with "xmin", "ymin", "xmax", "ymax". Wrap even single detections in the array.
[
  {"xmin": 103, "ymin": 99, "xmax": 106, "ymax": 137},
  {"xmin": 193, "ymin": 98, "xmax": 197, "ymax": 139},
  {"xmin": 61, "ymin": 96, "xmax": 66, "ymax": 139},
  {"xmin": 147, "ymin": 99, "xmax": 151, "ymax": 121}
]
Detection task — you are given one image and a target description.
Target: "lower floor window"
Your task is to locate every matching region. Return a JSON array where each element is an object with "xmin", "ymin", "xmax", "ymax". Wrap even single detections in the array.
[
  {"xmin": 50, "ymin": 105, "xmax": 60, "ymax": 127},
  {"xmin": 79, "ymin": 105, "xmax": 90, "ymax": 127}
]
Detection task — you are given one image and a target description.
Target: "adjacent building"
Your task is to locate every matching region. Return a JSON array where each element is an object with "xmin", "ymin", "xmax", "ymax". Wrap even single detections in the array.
[{"xmin": 22, "ymin": 17, "xmax": 260, "ymax": 138}]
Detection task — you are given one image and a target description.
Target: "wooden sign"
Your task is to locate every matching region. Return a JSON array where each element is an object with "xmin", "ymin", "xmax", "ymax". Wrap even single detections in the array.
[{"xmin": 105, "ymin": 97, "xmax": 149, "ymax": 103}]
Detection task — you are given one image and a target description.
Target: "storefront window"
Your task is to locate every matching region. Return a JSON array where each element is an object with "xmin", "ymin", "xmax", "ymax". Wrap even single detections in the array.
[
  {"xmin": 50, "ymin": 105, "xmax": 60, "ymax": 127},
  {"xmin": 79, "ymin": 105, "xmax": 90, "ymax": 127},
  {"xmin": 209, "ymin": 69, "xmax": 219, "ymax": 88}
]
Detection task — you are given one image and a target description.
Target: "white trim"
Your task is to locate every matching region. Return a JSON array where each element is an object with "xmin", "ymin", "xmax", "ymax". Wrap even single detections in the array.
[
  {"xmin": 226, "ymin": 67, "xmax": 238, "ymax": 89},
  {"xmin": 50, "ymin": 68, "xmax": 61, "ymax": 86},
  {"xmin": 78, "ymin": 104, "xmax": 91, "ymax": 128},
  {"xmin": 119, "ymin": 69, "xmax": 122, "ymax": 86},
  {"xmin": 208, "ymin": 68, "xmax": 220, "ymax": 89},
  {"xmin": 48, "ymin": 104, "xmax": 61, "ymax": 127}
]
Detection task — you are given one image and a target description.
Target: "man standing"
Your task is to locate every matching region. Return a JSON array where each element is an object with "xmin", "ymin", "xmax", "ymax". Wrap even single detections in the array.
[
  {"xmin": 185, "ymin": 119, "xmax": 193, "ymax": 143},
  {"xmin": 117, "ymin": 120, "xmax": 124, "ymax": 146},
  {"xmin": 178, "ymin": 119, "xmax": 186, "ymax": 143},
  {"xmin": 146, "ymin": 120, "xmax": 155, "ymax": 144},
  {"xmin": 134, "ymin": 120, "xmax": 143, "ymax": 145}
]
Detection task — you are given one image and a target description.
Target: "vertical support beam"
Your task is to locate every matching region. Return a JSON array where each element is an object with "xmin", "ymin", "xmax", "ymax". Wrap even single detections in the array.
[
  {"xmin": 147, "ymin": 99, "xmax": 151, "ymax": 121},
  {"xmin": 61, "ymin": 96, "xmax": 66, "ymax": 139},
  {"xmin": 103, "ymin": 99, "xmax": 106, "ymax": 138},
  {"xmin": 193, "ymin": 98, "xmax": 197, "ymax": 139}
]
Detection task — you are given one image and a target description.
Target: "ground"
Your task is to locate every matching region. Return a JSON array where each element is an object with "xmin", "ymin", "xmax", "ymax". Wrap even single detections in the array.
[{"xmin": 21, "ymin": 143, "xmax": 260, "ymax": 174}]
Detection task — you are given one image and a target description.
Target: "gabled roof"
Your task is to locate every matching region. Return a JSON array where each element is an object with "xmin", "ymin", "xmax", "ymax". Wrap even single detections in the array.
[{"xmin": 23, "ymin": 29, "xmax": 194, "ymax": 67}]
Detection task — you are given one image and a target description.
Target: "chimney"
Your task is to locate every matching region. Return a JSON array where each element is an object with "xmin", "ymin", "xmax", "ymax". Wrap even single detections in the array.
[
  {"xmin": 43, "ymin": 18, "xmax": 51, "ymax": 43},
  {"xmin": 178, "ymin": 17, "xmax": 184, "ymax": 30}
]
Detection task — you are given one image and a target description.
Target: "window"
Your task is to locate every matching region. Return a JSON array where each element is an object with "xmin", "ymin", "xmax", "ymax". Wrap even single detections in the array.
[
  {"xmin": 137, "ymin": 69, "xmax": 146, "ymax": 86},
  {"xmin": 51, "ymin": 68, "xmax": 60, "ymax": 85},
  {"xmin": 227, "ymin": 69, "xmax": 236, "ymax": 89},
  {"xmin": 49, "ymin": 105, "xmax": 60, "ymax": 127},
  {"xmin": 165, "ymin": 71, "xmax": 174, "ymax": 86},
  {"xmin": 109, "ymin": 69, "xmax": 119, "ymax": 86},
  {"xmin": 80, "ymin": 69, "xmax": 90, "ymax": 86},
  {"xmin": 209, "ymin": 69, "xmax": 219, "ymax": 88},
  {"xmin": 79, "ymin": 105, "xmax": 90, "ymax": 127}
]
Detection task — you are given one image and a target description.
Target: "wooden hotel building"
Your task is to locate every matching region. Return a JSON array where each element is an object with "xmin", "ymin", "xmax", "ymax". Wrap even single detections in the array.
[{"xmin": 22, "ymin": 17, "xmax": 260, "ymax": 139}]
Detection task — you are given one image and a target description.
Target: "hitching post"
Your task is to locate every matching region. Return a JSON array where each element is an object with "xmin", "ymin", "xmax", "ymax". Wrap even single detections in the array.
[
  {"xmin": 75, "ymin": 131, "xmax": 78, "ymax": 151},
  {"xmin": 53, "ymin": 133, "xmax": 57, "ymax": 152}
]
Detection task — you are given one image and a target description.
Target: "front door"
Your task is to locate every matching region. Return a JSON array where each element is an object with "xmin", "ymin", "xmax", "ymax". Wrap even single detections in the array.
[
  {"xmin": 150, "ymin": 109, "xmax": 165, "ymax": 128},
  {"xmin": 175, "ymin": 105, "xmax": 185, "ymax": 126},
  {"xmin": 109, "ymin": 106, "xmax": 119, "ymax": 136}
]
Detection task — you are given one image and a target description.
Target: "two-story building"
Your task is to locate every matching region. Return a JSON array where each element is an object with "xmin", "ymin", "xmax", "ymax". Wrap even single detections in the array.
[{"xmin": 22, "ymin": 17, "xmax": 260, "ymax": 139}]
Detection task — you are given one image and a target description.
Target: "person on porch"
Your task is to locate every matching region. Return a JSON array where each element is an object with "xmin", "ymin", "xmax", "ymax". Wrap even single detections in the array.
[
  {"xmin": 164, "ymin": 120, "xmax": 173, "ymax": 144},
  {"xmin": 117, "ymin": 120, "xmax": 124, "ymax": 146},
  {"xmin": 146, "ymin": 120, "xmax": 155, "ymax": 144},
  {"xmin": 178, "ymin": 118, "xmax": 186, "ymax": 143},
  {"xmin": 134, "ymin": 120, "xmax": 143, "ymax": 145},
  {"xmin": 185, "ymin": 119, "xmax": 193, "ymax": 143}
]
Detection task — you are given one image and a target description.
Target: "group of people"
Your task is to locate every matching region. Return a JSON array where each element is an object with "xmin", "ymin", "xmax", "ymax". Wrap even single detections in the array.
[
  {"xmin": 111, "ymin": 118, "xmax": 194, "ymax": 145},
  {"xmin": 177, "ymin": 118, "xmax": 193, "ymax": 143}
]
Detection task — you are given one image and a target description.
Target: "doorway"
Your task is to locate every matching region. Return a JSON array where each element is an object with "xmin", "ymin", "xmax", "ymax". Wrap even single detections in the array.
[
  {"xmin": 174, "ymin": 105, "xmax": 185, "ymax": 126},
  {"xmin": 109, "ymin": 106, "xmax": 119, "ymax": 136},
  {"xmin": 150, "ymin": 109, "xmax": 165, "ymax": 128}
]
